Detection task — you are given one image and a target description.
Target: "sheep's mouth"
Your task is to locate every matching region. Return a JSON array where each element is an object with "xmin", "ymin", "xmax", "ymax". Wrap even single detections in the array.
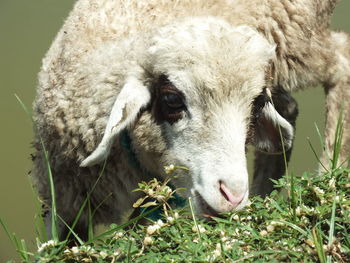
[{"xmin": 195, "ymin": 191, "xmax": 220, "ymax": 218}]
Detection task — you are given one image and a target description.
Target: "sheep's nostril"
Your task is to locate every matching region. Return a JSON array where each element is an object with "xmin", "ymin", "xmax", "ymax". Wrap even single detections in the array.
[{"xmin": 219, "ymin": 181, "xmax": 244, "ymax": 207}]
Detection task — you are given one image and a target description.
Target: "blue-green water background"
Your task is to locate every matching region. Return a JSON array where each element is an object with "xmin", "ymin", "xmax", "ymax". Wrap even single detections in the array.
[{"xmin": 0, "ymin": 1, "xmax": 349, "ymax": 261}]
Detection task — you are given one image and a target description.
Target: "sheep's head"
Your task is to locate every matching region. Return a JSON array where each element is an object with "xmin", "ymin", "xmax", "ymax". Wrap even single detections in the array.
[{"xmin": 81, "ymin": 17, "xmax": 294, "ymax": 215}]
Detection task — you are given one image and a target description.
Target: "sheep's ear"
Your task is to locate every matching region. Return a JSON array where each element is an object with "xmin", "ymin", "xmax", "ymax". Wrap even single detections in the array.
[
  {"xmin": 80, "ymin": 76, "xmax": 151, "ymax": 167},
  {"xmin": 253, "ymin": 94, "xmax": 294, "ymax": 154}
]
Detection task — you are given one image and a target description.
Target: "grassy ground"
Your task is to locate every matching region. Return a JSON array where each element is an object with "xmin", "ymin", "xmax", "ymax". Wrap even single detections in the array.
[
  {"xmin": 2, "ymin": 100, "xmax": 349, "ymax": 262},
  {"xmin": 2, "ymin": 164, "xmax": 349, "ymax": 263},
  {"xmin": 1, "ymin": 96, "xmax": 349, "ymax": 263}
]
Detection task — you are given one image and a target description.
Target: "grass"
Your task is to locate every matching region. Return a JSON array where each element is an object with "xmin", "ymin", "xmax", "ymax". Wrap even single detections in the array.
[
  {"xmin": 2, "ymin": 97, "xmax": 349, "ymax": 262},
  {"xmin": 3, "ymin": 166, "xmax": 350, "ymax": 262}
]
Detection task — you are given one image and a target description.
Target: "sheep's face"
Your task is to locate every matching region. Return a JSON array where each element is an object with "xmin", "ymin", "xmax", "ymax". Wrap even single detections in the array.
[
  {"xmin": 148, "ymin": 74, "xmax": 252, "ymax": 214},
  {"xmin": 82, "ymin": 18, "xmax": 294, "ymax": 216}
]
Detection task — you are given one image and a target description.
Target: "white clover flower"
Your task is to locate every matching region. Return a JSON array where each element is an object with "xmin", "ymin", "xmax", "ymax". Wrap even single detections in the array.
[
  {"xmin": 270, "ymin": 220, "xmax": 283, "ymax": 226},
  {"xmin": 221, "ymin": 236, "xmax": 229, "ymax": 242},
  {"xmin": 174, "ymin": 212, "xmax": 180, "ymax": 219},
  {"xmin": 147, "ymin": 224, "xmax": 160, "ymax": 235},
  {"xmin": 192, "ymin": 224, "xmax": 206, "ymax": 233},
  {"xmin": 295, "ymin": 247, "xmax": 303, "ymax": 252},
  {"xmin": 114, "ymin": 231, "xmax": 124, "ymax": 239},
  {"xmin": 230, "ymin": 238, "xmax": 238, "ymax": 243},
  {"xmin": 213, "ymin": 249, "xmax": 221, "ymax": 257},
  {"xmin": 306, "ymin": 206, "xmax": 315, "ymax": 213},
  {"xmin": 37, "ymin": 240, "xmax": 57, "ymax": 253},
  {"xmin": 144, "ymin": 236, "xmax": 153, "ymax": 246},
  {"xmin": 270, "ymin": 221, "xmax": 278, "ymax": 226},
  {"xmin": 267, "ymin": 225, "xmax": 275, "ymax": 233},
  {"xmin": 314, "ymin": 187, "xmax": 325, "ymax": 195},
  {"xmin": 260, "ymin": 230, "xmax": 268, "ymax": 236},
  {"xmin": 99, "ymin": 251, "xmax": 108, "ymax": 259},
  {"xmin": 224, "ymin": 242, "xmax": 233, "ymax": 250},
  {"xmin": 295, "ymin": 206, "xmax": 302, "ymax": 216},
  {"xmin": 157, "ymin": 219, "xmax": 165, "ymax": 227},
  {"xmin": 243, "ymin": 230, "xmax": 251, "ymax": 236},
  {"xmin": 71, "ymin": 246, "xmax": 80, "ymax": 255},
  {"xmin": 232, "ymin": 214, "xmax": 239, "ymax": 221},
  {"xmin": 166, "ymin": 216, "xmax": 175, "ymax": 224},
  {"xmin": 80, "ymin": 245, "xmax": 94, "ymax": 253}
]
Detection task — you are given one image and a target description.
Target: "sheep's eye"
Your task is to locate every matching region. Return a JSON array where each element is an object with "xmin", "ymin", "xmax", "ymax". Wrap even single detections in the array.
[
  {"xmin": 153, "ymin": 75, "xmax": 187, "ymax": 124},
  {"xmin": 161, "ymin": 92, "xmax": 185, "ymax": 110},
  {"xmin": 159, "ymin": 90, "xmax": 186, "ymax": 124}
]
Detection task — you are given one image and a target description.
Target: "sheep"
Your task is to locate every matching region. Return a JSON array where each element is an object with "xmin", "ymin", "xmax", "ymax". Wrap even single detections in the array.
[{"xmin": 32, "ymin": 0, "xmax": 350, "ymax": 241}]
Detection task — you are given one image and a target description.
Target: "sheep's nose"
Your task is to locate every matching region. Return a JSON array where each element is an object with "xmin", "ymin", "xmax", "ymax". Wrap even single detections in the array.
[{"xmin": 219, "ymin": 181, "xmax": 244, "ymax": 208}]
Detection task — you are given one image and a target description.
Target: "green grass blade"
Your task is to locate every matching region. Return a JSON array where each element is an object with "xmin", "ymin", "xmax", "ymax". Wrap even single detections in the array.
[
  {"xmin": 12, "ymin": 234, "xmax": 28, "ymax": 261},
  {"xmin": 290, "ymin": 171, "xmax": 296, "ymax": 221},
  {"xmin": 331, "ymin": 111, "xmax": 344, "ymax": 170},
  {"xmin": 127, "ymin": 240, "xmax": 132, "ymax": 263},
  {"xmin": 274, "ymin": 219, "xmax": 308, "ymax": 236},
  {"xmin": 14, "ymin": 94, "xmax": 34, "ymax": 121},
  {"xmin": 0, "ymin": 216, "xmax": 17, "ymax": 250},
  {"xmin": 15, "ymin": 94, "xmax": 59, "ymax": 241},
  {"xmin": 328, "ymin": 198, "xmax": 336, "ymax": 246},
  {"xmin": 312, "ymin": 227, "xmax": 327, "ymax": 263},
  {"xmin": 234, "ymin": 249, "xmax": 299, "ymax": 262},
  {"xmin": 327, "ymin": 197, "xmax": 337, "ymax": 262},
  {"xmin": 87, "ymin": 199, "xmax": 94, "ymax": 242},
  {"xmin": 65, "ymin": 160, "xmax": 107, "ymax": 241},
  {"xmin": 20, "ymin": 239, "xmax": 29, "ymax": 261},
  {"xmin": 64, "ymin": 197, "xmax": 88, "ymax": 241},
  {"xmin": 314, "ymin": 122, "xmax": 325, "ymax": 152},
  {"xmin": 307, "ymin": 138, "xmax": 329, "ymax": 172},
  {"xmin": 188, "ymin": 197, "xmax": 201, "ymax": 241},
  {"xmin": 31, "ymin": 191, "xmax": 48, "ymax": 243},
  {"xmin": 92, "ymin": 192, "xmax": 112, "ymax": 218},
  {"xmin": 40, "ymin": 138, "xmax": 58, "ymax": 241},
  {"xmin": 57, "ymin": 214, "xmax": 84, "ymax": 245},
  {"xmin": 0, "ymin": 217, "xmax": 31, "ymax": 261}
]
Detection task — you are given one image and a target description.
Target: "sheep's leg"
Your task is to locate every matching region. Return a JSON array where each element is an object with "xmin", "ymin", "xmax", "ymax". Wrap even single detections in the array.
[
  {"xmin": 320, "ymin": 32, "xmax": 350, "ymax": 171},
  {"xmin": 251, "ymin": 87, "xmax": 298, "ymax": 196}
]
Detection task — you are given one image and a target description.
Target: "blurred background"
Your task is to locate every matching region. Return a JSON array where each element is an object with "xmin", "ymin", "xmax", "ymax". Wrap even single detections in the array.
[{"xmin": 0, "ymin": 0, "xmax": 349, "ymax": 261}]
